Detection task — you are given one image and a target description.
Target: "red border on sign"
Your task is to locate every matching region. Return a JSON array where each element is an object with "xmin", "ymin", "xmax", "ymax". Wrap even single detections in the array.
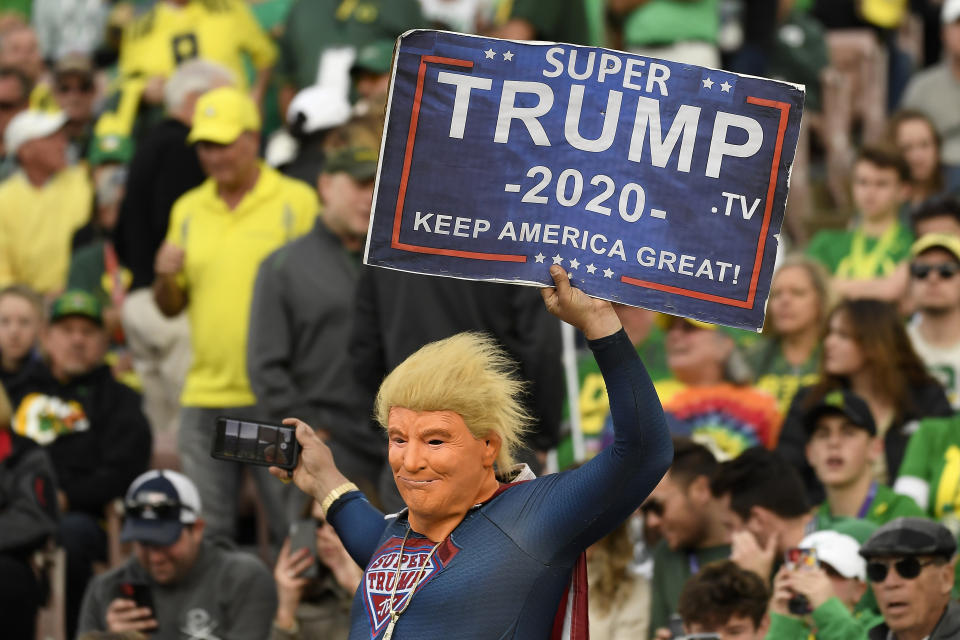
[
  {"xmin": 620, "ymin": 96, "xmax": 792, "ymax": 309},
  {"xmin": 391, "ymin": 55, "xmax": 527, "ymax": 263}
]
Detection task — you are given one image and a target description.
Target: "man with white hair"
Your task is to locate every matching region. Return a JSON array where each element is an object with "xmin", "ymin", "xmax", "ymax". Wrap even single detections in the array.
[
  {"xmin": 77, "ymin": 469, "xmax": 277, "ymax": 638},
  {"xmin": 768, "ymin": 520, "xmax": 883, "ymax": 639},
  {"xmin": 0, "ymin": 108, "xmax": 92, "ymax": 294},
  {"xmin": 114, "ymin": 59, "xmax": 234, "ymax": 437}
]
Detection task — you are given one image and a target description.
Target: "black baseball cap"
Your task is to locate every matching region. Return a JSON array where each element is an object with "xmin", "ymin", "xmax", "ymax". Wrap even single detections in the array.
[
  {"xmin": 803, "ymin": 389, "xmax": 877, "ymax": 438},
  {"xmin": 860, "ymin": 517, "xmax": 957, "ymax": 559}
]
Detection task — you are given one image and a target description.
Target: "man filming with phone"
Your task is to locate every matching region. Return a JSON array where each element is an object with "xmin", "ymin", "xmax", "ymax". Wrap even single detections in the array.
[{"xmin": 77, "ymin": 470, "xmax": 277, "ymax": 639}]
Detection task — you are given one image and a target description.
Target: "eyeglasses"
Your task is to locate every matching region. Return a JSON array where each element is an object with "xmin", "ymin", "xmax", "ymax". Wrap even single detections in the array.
[
  {"xmin": 910, "ymin": 262, "xmax": 960, "ymax": 280},
  {"xmin": 866, "ymin": 557, "xmax": 939, "ymax": 582}
]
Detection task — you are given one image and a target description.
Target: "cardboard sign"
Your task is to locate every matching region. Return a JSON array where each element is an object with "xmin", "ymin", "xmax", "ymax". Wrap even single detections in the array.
[{"xmin": 364, "ymin": 30, "xmax": 805, "ymax": 330}]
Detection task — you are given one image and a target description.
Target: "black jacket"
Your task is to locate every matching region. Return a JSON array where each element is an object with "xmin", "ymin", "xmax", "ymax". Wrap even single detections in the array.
[
  {"xmin": 114, "ymin": 118, "xmax": 206, "ymax": 290},
  {"xmin": 7, "ymin": 363, "xmax": 151, "ymax": 516},
  {"xmin": 0, "ymin": 429, "xmax": 58, "ymax": 558},
  {"xmin": 777, "ymin": 382, "xmax": 952, "ymax": 504}
]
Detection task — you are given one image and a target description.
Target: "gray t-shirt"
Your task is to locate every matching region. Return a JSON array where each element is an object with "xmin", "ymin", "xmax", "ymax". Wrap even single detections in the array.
[{"xmin": 77, "ymin": 538, "xmax": 278, "ymax": 640}]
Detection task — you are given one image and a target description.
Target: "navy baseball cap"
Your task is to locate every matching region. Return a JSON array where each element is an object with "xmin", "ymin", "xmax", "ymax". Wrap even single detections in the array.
[{"xmin": 121, "ymin": 470, "xmax": 202, "ymax": 546}]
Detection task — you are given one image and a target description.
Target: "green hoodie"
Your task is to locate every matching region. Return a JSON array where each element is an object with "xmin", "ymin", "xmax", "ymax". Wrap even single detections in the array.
[{"xmin": 766, "ymin": 597, "xmax": 883, "ymax": 640}]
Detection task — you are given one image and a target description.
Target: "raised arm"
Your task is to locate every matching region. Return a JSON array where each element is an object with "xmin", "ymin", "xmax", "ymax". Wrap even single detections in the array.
[{"xmin": 489, "ymin": 266, "xmax": 673, "ymax": 562}]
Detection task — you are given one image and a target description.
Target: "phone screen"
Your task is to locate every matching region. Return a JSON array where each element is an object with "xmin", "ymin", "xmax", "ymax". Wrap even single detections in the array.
[
  {"xmin": 211, "ymin": 417, "xmax": 299, "ymax": 470},
  {"xmin": 784, "ymin": 547, "xmax": 819, "ymax": 571}
]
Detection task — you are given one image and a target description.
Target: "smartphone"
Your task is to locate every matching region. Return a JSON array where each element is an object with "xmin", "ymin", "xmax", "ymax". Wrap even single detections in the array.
[
  {"xmin": 289, "ymin": 519, "xmax": 319, "ymax": 579},
  {"xmin": 784, "ymin": 547, "xmax": 818, "ymax": 615},
  {"xmin": 117, "ymin": 581, "xmax": 157, "ymax": 630},
  {"xmin": 210, "ymin": 417, "xmax": 300, "ymax": 470},
  {"xmin": 667, "ymin": 613, "xmax": 685, "ymax": 638}
]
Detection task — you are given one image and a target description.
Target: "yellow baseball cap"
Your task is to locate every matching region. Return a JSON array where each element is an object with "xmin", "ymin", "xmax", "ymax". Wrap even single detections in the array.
[
  {"xmin": 654, "ymin": 313, "xmax": 718, "ymax": 332},
  {"xmin": 911, "ymin": 233, "xmax": 960, "ymax": 262},
  {"xmin": 187, "ymin": 87, "xmax": 260, "ymax": 145}
]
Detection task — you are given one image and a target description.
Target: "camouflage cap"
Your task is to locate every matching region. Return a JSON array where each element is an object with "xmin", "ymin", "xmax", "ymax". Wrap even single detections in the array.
[{"xmin": 859, "ymin": 517, "xmax": 957, "ymax": 559}]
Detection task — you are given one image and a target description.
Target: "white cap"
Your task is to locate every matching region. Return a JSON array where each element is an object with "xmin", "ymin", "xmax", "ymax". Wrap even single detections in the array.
[
  {"xmin": 799, "ymin": 530, "xmax": 867, "ymax": 581},
  {"xmin": 286, "ymin": 85, "xmax": 351, "ymax": 136},
  {"xmin": 944, "ymin": 0, "xmax": 960, "ymax": 24},
  {"xmin": 4, "ymin": 109, "xmax": 67, "ymax": 156}
]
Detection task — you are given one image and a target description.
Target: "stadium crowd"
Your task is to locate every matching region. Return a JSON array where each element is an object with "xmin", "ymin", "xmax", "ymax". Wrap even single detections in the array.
[{"xmin": 1, "ymin": 0, "xmax": 960, "ymax": 638}]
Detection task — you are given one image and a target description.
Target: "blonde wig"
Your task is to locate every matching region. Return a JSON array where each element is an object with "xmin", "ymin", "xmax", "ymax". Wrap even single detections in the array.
[{"xmin": 374, "ymin": 332, "xmax": 531, "ymax": 471}]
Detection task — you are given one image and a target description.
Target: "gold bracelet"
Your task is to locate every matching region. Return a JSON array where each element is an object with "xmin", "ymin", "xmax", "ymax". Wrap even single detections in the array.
[{"xmin": 320, "ymin": 481, "xmax": 359, "ymax": 518}]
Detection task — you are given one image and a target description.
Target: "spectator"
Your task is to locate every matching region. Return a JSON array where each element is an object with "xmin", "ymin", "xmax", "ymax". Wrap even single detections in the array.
[
  {"xmin": 248, "ymin": 143, "xmax": 382, "ymax": 506},
  {"xmin": 51, "ymin": 53, "xmax": 97, "ymax": 161},
  {"xmin": 905, "ymin": 233, "xmax": 960, "ymax": 409},
  {"xmin": 710, "ymin": 447, "xmax": 814, "ymax": 582},
  {"xmin": 154, "ymin": 86, "xmax": 318, "ymax": 542},
  {"xmin": 350, "ymin": 268, "xmax": 564, "ymax": 512},
  {"xmin": 777, "ymin": 299, "xmax": 952, "ymax": 504},
  {"xmin": 911, "ymin": 196, "xmax": 960, "ymax": 238},
  {"xmin": 889, "ymin": 110, "xmax": 949, "ymax": 210},
  {"xmin": 275, "ymin": 0, "xmax": 425, "ymax": 118},
  {"xmin": 807, "ymin": 146, "xmax": 913, "ymax": 302},
  {"xmin": 488, "ymin": 0, "xmax": 597, "ymax": 47},
  {"xmin": 768, "ymin": 526, "xmax": 883, "ymax": 640},
  {"xmin": 609, "ymin": 0, "xmax": 719, "ymax": 66},
  {"xmin": 271, "ymin": 497, "xmax": 362, "ymax": 639},
  {"xmin": 9, "ymin": 290, "xmax": 151, "ymax": 636},
  {"xmin": 113, "ymin": 59, "xmax": 233, "ymax": 437},
  {"xmin": 896, "ymin": 409, "xmax": 960, "ymax": 526},
  {"xmin": 901, "ymin": 0, "xmax": 960, "ymax": 193},
  {"xmin": 78, "ymin": 469, "xmax": 278, "ymax": 638},
  {"xmin": 0, "ymin": 284, "xmax": 44, "ymax": 399},
  {"xmin": 0, "ymin": 65, "xmax": 28, "ymax": 177},
  {"xmin": 0, "ymin": 109, "xmax": 92, "ymax": 295},
  {"xmin": 655, "ymin": 315, "xmax": 781, "ymax": 460},
  {"xmin": 279, "ymin": 85, "xmax": 350, "ymax": 187},
  {"xmin": 860, "ymin": 518, "xmax": 960, "ymax": 639},
  {"xmin": 92, "ymin": 0, "xmax": 276, "ymax": 165},
  {"xmin": 0, "ymin": 23, "xmax": 53, "ymax": 110},
  {"xmin": 647, "ymin": 438, "xmax": 730, "ymax": 637},
  {"xmin": 32, "ymin": 0, "xmax": 108, "ymax": 61},
  {"xmin": 745, "ymin": 256, "xmax": 830, "ymax": 415},
  {"xmin": 672, "ymin": 560, "xmax": 769, "ymax": 640},
  {"xmin": 0, "ymin": 383, "xmax": 59, "ymax": 639},
  {"xmin": 587, "ymin": 517, "xmax": 650, "ymax": 640},
  {"xmin": 804, "ymin": 389, "xmax": 925, "ymax": 529}
]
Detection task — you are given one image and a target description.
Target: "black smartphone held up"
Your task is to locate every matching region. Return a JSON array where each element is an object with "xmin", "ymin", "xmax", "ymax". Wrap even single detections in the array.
[
  {"xmin": 117, "ymin": 581, "xmax": 157, "ymax": 629},
  {"xmin": 667, "ymin": 614, "xmax": 685, "ymax": 638},
  {"xmin": 210, "ymin": 417, "xmax": 300, "ymax": 470},
  {"xmin": 289, "ymin": 518, "xmax": 319, "ymax": 580}
]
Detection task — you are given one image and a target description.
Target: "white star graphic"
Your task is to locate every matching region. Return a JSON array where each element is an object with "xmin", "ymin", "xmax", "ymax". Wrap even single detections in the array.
[
  {"xmin": 569, "ymin": 258, "xmax": 580, "ymax": 269},
  {"xmin": 603, "ymin": 268, "xmax": 614, "ymax": 279},
  {"xmin": 702, "ymin": 77, "xmax": 714, "ymax": 89},
  {"xmin": 720, "ymin": 81, "xmax": 732, "ymax": 93},
  {"xmin": 534, "ymin": 253, "xmax": 545, "ymax": 264},
  {"xmin": 586, "ymin": 264, "xmax": 597, "ymax": 274},
  {"xmin": 484, "ymin": 48, "xmax": 496, "ymax": 59},
  {"xmin": 503, "ymin": 51, "xmax": 514, "ymax": 61},
  {"xmin": 552, "ymin": 254, "xmax": 564, "ymax": 265}
]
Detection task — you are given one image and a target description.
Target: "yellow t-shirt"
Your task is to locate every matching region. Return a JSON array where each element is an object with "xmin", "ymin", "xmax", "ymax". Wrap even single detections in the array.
[
  {"xmin": 120, "ymin": 0, "xmax": 276, "ymax": 90},
  {"xmin": 0, "ymin": 167, "xmax": 92, "ymax": 294},
  {"xmin": 165, "ymin": 163, "xmax": 318, "ymax": 407}
]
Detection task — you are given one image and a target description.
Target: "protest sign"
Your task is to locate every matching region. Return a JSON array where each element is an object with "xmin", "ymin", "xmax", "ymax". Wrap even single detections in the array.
[{"xmin": 364, "ymin": 30, "xmax": 805, "ymax": 330}]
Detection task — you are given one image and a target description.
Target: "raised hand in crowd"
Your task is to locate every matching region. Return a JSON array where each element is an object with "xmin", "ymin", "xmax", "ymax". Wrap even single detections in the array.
[
  {"xmin": 273, "ymin": 538, "xmax": 315, "ymax": 630},
  {"xmin": 769, "ymin": 565, "xmax": 835, "ymax": 617},
  {"xmin": 731, "ymin": 529, "xmax": 778, "ymax": 580},
  {"xmin": 153, "ymin": 242, "xmax": 185, "ymax": 277}
]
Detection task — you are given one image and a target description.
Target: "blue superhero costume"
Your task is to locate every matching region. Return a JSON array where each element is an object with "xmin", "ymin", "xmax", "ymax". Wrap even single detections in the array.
[{"xmin": 327, "ymin": 329, "xmax": 672, "ymax": 639}]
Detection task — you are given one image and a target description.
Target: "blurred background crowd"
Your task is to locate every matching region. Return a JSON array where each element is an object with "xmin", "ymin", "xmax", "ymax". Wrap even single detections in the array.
[{"xmin": 2, "ymin": 0, "xmax": 960, "ymax": 638}]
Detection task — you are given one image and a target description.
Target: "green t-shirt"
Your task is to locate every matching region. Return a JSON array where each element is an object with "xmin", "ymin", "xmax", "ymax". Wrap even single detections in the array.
[
  {"xmin": 897, "ymin": 415, "xmax": 960, "ymax": 521},
  {"xmin": 745, "ymin": 338, "xmax": 820, "ymax": 416},
  {"xmin": 623, "ymin": 0, "xmax": 719, "ymax": 49},
  {"xmin": 650, "ymin": 541, "xmax": 730, "ymax": 638},
  {"xmin": 495, "ymin": 0, "xmax": 596, "ymax": 46},
  {"xmin": 767, "ymin": 597, "xmax": 883, "ymax": 640},
  {"xmin": 816, "ymin": 483, "xmax": 926, "ymax": 530},
  {"xmin": 276, "ymin": 0, "xmax": 427, "ymax": 90},
  {"xmin": 806, "ymin": 222, "xmax": 913, "ymax": 278}
]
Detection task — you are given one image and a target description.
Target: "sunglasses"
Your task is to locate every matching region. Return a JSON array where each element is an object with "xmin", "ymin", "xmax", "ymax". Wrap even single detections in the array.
[
  {"xmin": 124, "ymin": 495, "xmax": 193, "ymax": 521},
  {"xmin": 910, "ymin": 262, "xmax": 960, "ymax": 280},
  {"xmin": 866, "ymin": 557, "xmax": 939, "ymax": 582}
]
